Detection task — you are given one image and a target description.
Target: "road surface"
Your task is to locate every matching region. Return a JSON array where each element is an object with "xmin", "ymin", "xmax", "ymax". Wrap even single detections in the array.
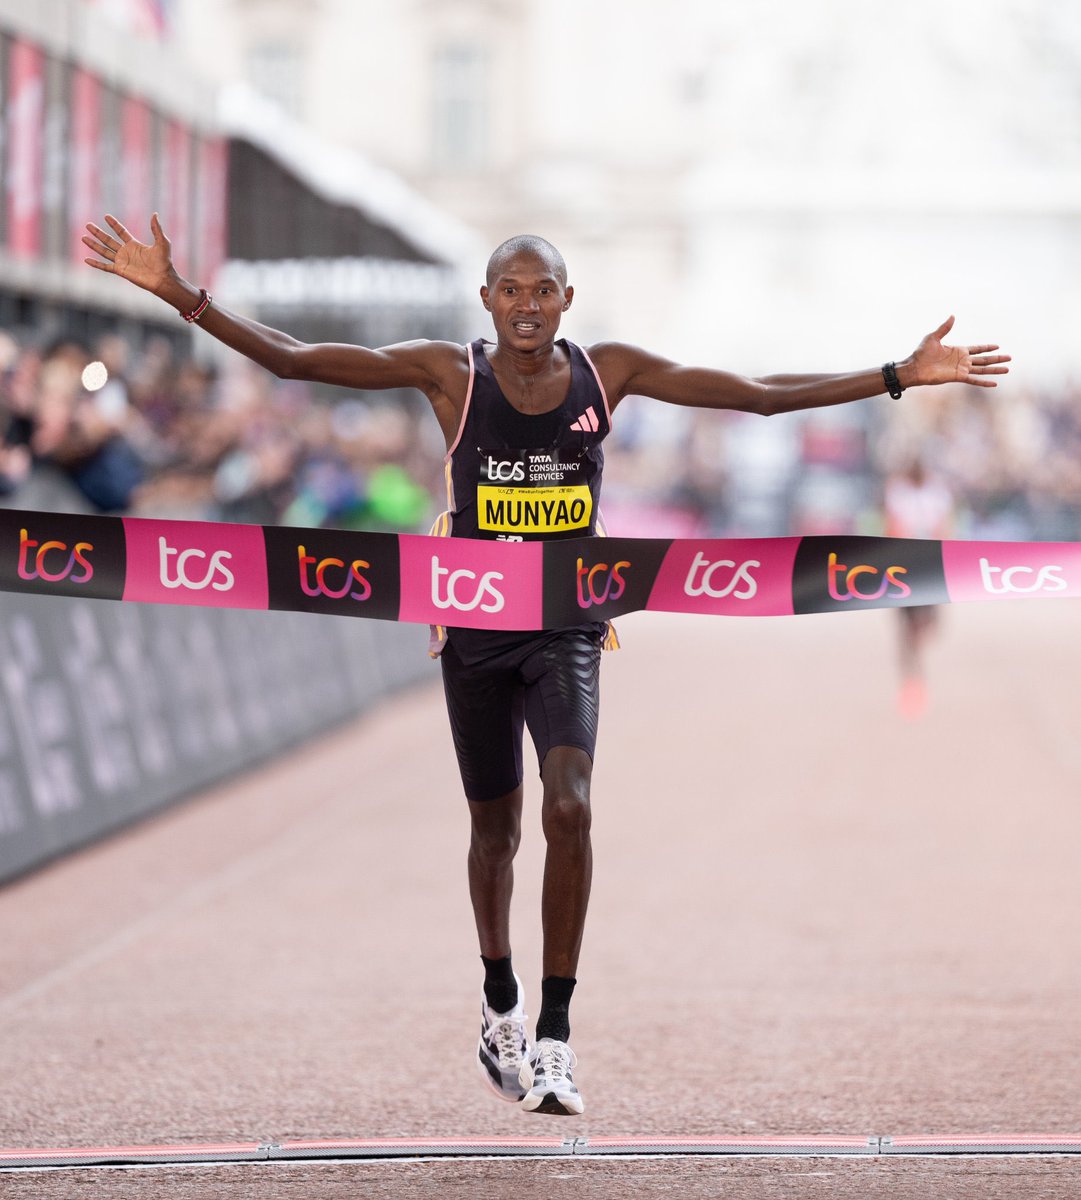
[{"xmin": 2, "ymin": 601, "xmax": 1080, "ymax": 1197}]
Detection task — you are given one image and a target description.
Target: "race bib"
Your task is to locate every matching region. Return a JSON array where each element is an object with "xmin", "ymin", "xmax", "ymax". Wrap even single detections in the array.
[{"xmin": 476, "ymin": 449, "xmax": 593, "ymax": 538}]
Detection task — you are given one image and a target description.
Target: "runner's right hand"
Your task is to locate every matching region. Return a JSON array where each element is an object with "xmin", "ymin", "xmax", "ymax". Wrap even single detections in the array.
[{"xmin": 82, "ymin": 213, "xmax": 175, "ymax": 297}]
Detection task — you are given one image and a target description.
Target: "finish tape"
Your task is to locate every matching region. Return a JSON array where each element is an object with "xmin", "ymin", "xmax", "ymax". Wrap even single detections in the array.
[{"xmin": 2, "ymin": 508, "xmax": 1078, "ymax": 629}]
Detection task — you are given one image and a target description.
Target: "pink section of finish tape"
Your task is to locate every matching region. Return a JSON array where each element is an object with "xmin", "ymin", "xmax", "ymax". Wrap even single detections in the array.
[
  {"xmin": 397, "ymin": 533, "xmax": 544, "ymax": 629},
  {"xmin": 122, "ymin": 517, "xmax": 269, "ymax": 609},
  {"xmin": 647, "ymin": 537, "xmax": 800, "ymax": 617}
]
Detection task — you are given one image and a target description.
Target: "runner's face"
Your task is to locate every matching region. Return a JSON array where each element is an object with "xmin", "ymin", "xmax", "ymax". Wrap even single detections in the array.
[{"xmin": 481, "ymin": 253, "xmax": 572, "ymax": 349}]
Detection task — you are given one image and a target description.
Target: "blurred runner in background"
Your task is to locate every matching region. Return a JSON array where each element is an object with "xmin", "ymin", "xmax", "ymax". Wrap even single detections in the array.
[{"xmin": 884, "ymin": 456, "xmax": 955, "ymax": 719}]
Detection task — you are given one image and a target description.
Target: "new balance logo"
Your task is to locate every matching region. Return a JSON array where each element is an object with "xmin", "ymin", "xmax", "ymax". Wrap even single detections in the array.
[{"xmin": 570, "ymin": 406, "xmax": 599, "ymax": 433}]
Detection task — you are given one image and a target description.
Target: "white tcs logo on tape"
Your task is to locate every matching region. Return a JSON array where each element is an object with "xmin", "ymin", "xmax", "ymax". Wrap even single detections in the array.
[
  {"xmin": 979, "ymin": 558, "xmax": 1066, "ymax": 594},
  {"xmin": 683, "ymin": 552, "xmax": 760, "ymax": 600},
  {"xmin": 431, "ymin": 556, "xmax": 505, "ymax": 613},
  {"xmin": 158, "ymin": 536, "xmax": 235, "ymax": 591}
]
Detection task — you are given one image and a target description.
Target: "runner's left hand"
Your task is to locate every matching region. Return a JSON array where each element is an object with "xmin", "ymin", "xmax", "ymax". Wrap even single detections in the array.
[{"xmin": 909, "ymin": 316, "xmax": 1010, "ymax": 388}]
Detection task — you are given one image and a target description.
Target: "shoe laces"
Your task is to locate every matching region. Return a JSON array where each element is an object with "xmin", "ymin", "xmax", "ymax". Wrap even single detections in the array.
[
  {"xmin": 533, "ymin": 1038, "xmax": 577, "ymax": 1083},
  {"xmin": 485, "ymin": 1013, "xmax": 528, "ymax": 1068}
]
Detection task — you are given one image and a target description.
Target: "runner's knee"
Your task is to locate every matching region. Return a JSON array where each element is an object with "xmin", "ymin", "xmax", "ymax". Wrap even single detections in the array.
[
  {"xmin": 469, "ymin": 794, "xmax": 522, "ymax": 865},
  {"xmin": 540, "ymin": 751, "xmax": 593, "ymax": 845},
  {"xmin": 541, "ymin": 788, "xmax": 592, "ymax": 846}
]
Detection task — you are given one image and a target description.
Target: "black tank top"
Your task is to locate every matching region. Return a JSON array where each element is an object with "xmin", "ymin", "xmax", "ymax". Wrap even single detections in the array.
[
  {"xmin": 429, "ymin": 338, "xmax": 615, "ymax": 659},
  {"xmin": 441, "ymin": 338, "xmax": 612, "ymax": 542}
]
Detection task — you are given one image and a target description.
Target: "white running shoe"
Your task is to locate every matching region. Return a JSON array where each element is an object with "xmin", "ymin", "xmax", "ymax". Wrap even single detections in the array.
[
  {"xmin": 519, "ymin": 1038, "xmax": 584, "ymax": 1115},
  {"xmin": 477, "ymin": 974, "xmax": 529, "ymax": 1103}
]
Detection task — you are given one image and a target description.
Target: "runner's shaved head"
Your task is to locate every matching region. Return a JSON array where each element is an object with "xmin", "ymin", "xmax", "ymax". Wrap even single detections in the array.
[{"xmin": 486, "ymin": 235, "xmax": 567, "ymax": 288}]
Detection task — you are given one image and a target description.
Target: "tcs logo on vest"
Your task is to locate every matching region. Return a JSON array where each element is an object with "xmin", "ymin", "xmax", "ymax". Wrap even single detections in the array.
[
  {"xmin": 431, "ymin": 555, "xmax": 505, "ymax": 613},
  {"xmin": 486, "ymin": 456, "xmax": 526, "ymax": 483},
  {"xmin": 159, "ymin": 536, "xmax": 234, "ymax": 591}
]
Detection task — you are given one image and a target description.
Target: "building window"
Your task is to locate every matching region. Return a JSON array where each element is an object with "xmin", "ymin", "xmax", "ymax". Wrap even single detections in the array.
[{"xmin": 431, "ymin": 43, "xmax": 488, "ymax": 169}]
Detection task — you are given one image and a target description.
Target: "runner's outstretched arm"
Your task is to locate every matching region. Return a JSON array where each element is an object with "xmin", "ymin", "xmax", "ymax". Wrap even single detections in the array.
[
  {"xmin": 590, "ymin": 316, "xmax": 1010, "ymax": 416},
  {"xmin": 83, "ymin": 214, "xmax": 467, "ymax": 434}
]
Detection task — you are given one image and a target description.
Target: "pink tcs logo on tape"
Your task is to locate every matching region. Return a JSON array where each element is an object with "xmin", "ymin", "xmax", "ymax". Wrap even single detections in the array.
[
  {"xmin": 121, "ymin": 518, "xmax": 269, "ymax": 609},
  {"xmin": 646, "ymin": 538, "xmax": 799, "ymax": 617},
  {"xmin": 941, "ymin": 541, "xmax": 1081, "ymax": 602},
  {"xmin": 397, "ymin": 535, "xmax": 543, "ymax": 629}
]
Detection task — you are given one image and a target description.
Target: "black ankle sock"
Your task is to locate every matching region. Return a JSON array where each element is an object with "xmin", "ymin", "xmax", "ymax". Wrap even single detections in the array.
[
  {"xmin": 481, "ymin": 954, "xmax": 519, "ymax": 1014},
  {"xmin": 535, "ymin": 975, "xmax": 577, "ymax": 1043}
]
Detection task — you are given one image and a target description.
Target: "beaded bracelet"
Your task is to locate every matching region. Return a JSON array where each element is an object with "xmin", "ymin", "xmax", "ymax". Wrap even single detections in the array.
[{"xmin": 181, "ymin": 289, "xmax": 213, "ymax": 323}]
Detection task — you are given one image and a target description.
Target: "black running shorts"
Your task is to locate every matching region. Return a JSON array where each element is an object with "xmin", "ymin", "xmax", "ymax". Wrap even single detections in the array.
[{"xmin": 440, "ymin": 627, "xmax": 603, "ymax": 803}]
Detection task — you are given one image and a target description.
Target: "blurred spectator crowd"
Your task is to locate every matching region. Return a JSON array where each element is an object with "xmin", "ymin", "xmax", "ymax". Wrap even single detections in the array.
[
  {"xmin": 870, "ymin": 383, "xmax": 1081, "ymax": 541},
  {"xmin": 605, "ymin": 382, "xmax": 1081, "ymax": 542},
  {"xmin": 0, "ymin": 329, "xmax": 443, "ymax": 531},
  {"xmin": 4, "ymin": 325, "xmax": 1081, "ymax": 543}
]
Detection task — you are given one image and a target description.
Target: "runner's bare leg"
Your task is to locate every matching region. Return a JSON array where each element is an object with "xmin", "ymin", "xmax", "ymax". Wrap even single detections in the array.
[
  {"xmin": 539, "ymin": 746, "xmax": 593, "ymax": 978},
  {"xmin": 467, "ymin": 786, "xmax": 523, "ymax": 959}
]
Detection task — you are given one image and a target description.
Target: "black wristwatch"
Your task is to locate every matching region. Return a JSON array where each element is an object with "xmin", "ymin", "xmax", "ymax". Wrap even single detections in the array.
[{"xmin": 882, "ymin": 361, "xmax": 904, "ymax": 399}]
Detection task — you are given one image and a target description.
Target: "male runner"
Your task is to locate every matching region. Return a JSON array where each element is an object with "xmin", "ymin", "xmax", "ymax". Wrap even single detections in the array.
[{"xmin": 83, "ymin": 213, "xmax": 1009, "ymax": 1115}]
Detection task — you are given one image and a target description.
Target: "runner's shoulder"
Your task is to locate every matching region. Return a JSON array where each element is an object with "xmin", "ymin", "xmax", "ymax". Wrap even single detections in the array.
[
  {"xmin": 382, "ymin": 338, "xmax": 470, "ymax": 394},
  {"xmin": 583, "ymin": 341, "xmax": 663, "ymax": 396},
  {"xmin": 584, "ymin": 340, "xmax": 665, "ymax": 362},
  {"xmin": 383, "ymin": 337, "xmax": 468, "ymax": 369}
]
